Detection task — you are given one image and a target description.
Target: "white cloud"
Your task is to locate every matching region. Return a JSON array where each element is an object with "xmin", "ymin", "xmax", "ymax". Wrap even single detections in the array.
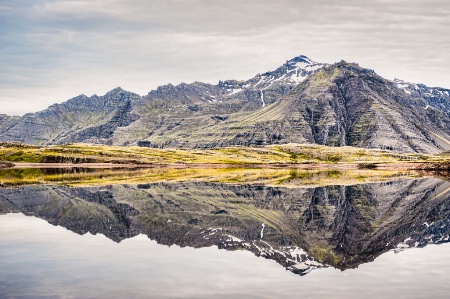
[{"xmin": 1, "ymin": 0, "xmax": 450, "ymax": 115}]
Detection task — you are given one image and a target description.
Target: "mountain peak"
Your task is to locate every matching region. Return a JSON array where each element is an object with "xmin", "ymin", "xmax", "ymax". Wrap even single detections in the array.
[
  {"xmin": 287, "ymin": 55, "xmax": 315, "ymax": 65},
  {"xmin": 217, "ymin": 55, "xmax": 327, "ymax": 105},
  {"xmin": 106, "ymin": 87, "xmax": 125, "ymax": 95}
]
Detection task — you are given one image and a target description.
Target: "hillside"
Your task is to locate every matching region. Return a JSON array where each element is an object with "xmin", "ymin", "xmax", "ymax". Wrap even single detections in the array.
[
  {"xmin": 1, "ymin": 56, "xmax": 450, "ymax": 154},
  {"xmin": 130, "ymin": 62, "xmax": 450, "ymax": 153},
  {"xmin": 0, "ymin": 88, "xmax": 141, "ymax": 144}
]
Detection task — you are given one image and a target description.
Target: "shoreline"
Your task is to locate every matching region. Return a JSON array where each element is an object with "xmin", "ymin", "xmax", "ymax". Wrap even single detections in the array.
[{"xmin": 3, "ymin": 161, "xmax": 435, "ymax": 170}]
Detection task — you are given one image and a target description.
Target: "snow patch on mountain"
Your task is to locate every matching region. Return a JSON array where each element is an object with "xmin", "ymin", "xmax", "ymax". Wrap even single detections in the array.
[
  {"xmin": 220, "ymin": 55, "xmax": 327, "ymax": 106},
  {"xmin": 393, "ymin": 78, "xmax": 450, "ymax": 115}
]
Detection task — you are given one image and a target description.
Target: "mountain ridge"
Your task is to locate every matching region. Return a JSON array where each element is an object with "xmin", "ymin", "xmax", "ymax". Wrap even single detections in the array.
[{"xmin": 1, "ymin": 55, "xmax": 450, "ymax": 154}]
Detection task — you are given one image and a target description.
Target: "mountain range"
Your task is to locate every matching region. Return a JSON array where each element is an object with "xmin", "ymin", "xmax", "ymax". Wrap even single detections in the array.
[
  {"xmin": 2, "ymin": 177, "xmax": 450, "ymax": 275},
  {"xmin": 1, "ymin": 55, "xmax": 450, "ymax": 154}
]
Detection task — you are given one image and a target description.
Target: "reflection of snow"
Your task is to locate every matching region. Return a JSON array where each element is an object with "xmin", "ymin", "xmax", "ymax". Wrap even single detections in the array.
[
  {"xmin": 225, "ymin": 234, "xmax": 243, "ymax": 242},
  {"xmin": 201, "ymin": 225, "xmax": 325, "ymax": 275}
]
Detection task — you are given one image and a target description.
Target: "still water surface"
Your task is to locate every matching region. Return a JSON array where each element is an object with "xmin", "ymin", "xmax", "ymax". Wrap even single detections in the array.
[{"xmin": 0, "ymin": 168, "xmax": 449, "ymax": 298}]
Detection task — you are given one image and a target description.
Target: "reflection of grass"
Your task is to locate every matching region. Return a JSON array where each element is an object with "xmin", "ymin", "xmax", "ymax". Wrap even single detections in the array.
[
  {"xmin": 0, "ymin": 167, "xmax": 420, "ymax": 188},
  {"xmin": 0, "ymin": 143, "xmax": 448, "ymax": 165},
  {"xmin": 310, "ymin": 247, "xmax": 340, "ymax": 265}
]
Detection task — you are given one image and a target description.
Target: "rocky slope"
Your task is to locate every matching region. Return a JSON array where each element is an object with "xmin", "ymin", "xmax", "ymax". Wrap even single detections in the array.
[
  {"xmin": 0, "ymin": 114, "xmax": 20, "ymax": 136},
  {"xmin": 1, "ymin": 55, "xmax": 450, "ymax": 153},
  {"xmin": 0, "ymin": 55, "xmax": 325, "ymax": 147},
  {"xmin": 393, "ymin": 78, "xmax": 450, "ymax": 117},
  {"xmin": 136, "ymin": 62, "xmax": 450, "ymax": 153},
  {"xmin": 0, "ymin": 88, "xmax": 141, "ymax": 145},
  {"xmin": 2, "ymin": 176, "xmax": 450, "ymax": 275},
  {"xmin": 113, "ymin": 55, "xmax": 327, "ymax": 146}
]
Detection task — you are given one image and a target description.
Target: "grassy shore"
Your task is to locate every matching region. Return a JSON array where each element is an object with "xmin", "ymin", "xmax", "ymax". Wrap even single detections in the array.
[
  {"xmin": 1, "ymin": 142, "xmax": 448, "ymax": 167},
  {"xmin": 0, "ymin": 142, "xmax": 448, "ymax": 187}
]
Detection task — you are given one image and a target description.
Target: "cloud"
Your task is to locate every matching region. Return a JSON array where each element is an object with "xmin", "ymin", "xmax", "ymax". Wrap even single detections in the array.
[{"xmin": 1, "ymin": 0, "xmax": 450, "ymax": 115}]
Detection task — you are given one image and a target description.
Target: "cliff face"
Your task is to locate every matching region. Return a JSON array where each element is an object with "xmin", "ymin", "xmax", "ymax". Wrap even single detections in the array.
[
  {"xmin": 139, "ymin": 62, "xmax": 450, "ymax": 153},
  {"xmin": 2, "ymin": 177, "xmax": 450, "ymax": 275},
  {"xmin": 1, "ymin": 56, "xmax": 450, "ymax": 153}
]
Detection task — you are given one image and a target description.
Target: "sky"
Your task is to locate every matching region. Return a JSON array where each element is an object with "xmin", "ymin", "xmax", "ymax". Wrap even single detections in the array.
[{"xmin": 1, "ymin": 0, "xmax": 450, "ymax": 116}]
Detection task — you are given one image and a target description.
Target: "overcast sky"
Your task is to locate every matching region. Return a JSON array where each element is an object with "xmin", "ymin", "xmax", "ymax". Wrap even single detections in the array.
[{"xmin": 1, "ymin": 0, "xmax": 450, "ymax": 115}]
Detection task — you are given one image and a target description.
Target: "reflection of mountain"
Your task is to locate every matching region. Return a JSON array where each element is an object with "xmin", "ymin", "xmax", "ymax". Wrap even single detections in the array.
[{"xmin": 1, "ymin": 178, "xmax": 450, "ymax": 275}]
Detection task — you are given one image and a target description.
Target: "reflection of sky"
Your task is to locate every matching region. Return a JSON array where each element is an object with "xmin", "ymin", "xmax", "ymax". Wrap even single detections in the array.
[{"xmin": 1, "ymin": 213, "xmax": 450, "ymax": 298}]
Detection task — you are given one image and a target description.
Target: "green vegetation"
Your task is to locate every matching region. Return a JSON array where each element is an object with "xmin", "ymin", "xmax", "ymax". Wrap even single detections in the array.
[
  {"xmin": 0, "ymin": 166, "xmax": 420, "ymax": 188},
  {"xmin": 0, "ymin": 142, "xmax": 448, "ymax": 167},
  {"xmin": 310, "ymin": 68, "xmax": 340, "ymax": 88},
  {"xmin": 0, "ymin": 143, "xmax": 444, "ymax": 164}
]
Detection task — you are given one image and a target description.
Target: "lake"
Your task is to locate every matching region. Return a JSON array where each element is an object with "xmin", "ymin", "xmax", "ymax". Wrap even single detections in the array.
[{"xmin": 0, "ymin": 167, "xmax": 449, "ymax": 298}]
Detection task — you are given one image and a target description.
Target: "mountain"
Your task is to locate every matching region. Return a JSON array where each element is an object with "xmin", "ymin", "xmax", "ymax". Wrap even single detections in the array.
[
  {"xmin": 2, "ymin": 177, "xmax": 450, "ymax": 275},
  {"xmin": 123, "ymin": 61, "xmax": 450, "ymax": 153},
  {"xmin": 0, "ymin": 55, "xmax": 326, "ymax": 146},
  {"xmin": 0, "ymin": 114, "xmax": 20, "ymax": 136},
  {"xmin": 184, "ymin": 62, "xmax": 450, "ymax": 153},
  {"xmin": 112, "ymin": 55, "xmax": 328, "ymax": 146},
  {"xmin": 0, "ymin": 88, "xmax": 141, "ymax": 145},
  {"xmin": 393, "ymin": 79, "xmax": 450, "ymax": 117},
  {"xmin": 1, "ymin": 55, "xmax": 450, "ymax": 153}
]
